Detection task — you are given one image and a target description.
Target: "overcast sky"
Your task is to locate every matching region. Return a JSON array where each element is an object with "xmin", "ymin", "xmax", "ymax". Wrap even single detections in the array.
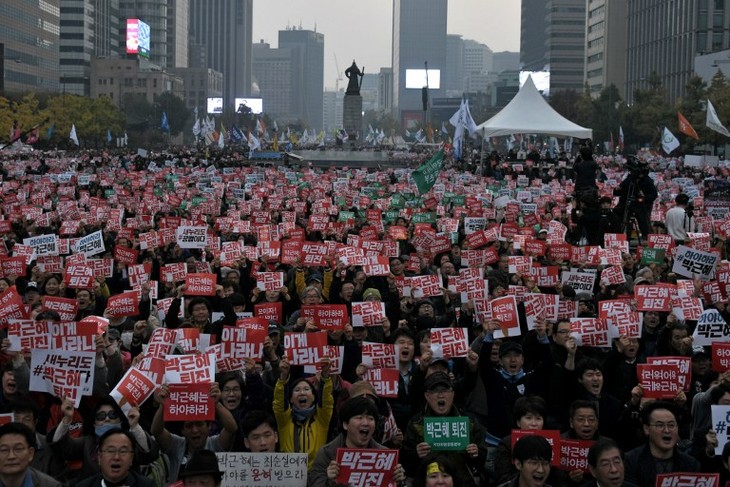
[{"xmin": 252, "ymin": 0, "xmax": 521, "ymax": 90}]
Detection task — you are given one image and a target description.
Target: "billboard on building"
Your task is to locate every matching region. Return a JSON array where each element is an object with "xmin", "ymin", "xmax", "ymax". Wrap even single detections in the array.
[
  {"xmin": 519, "ymin": 71, "xmax": 550, "ymax": 96},
  {"xmin": 207, "ymin": 97, "xmax": 224, "ymax": 114},
  {"xmin": 405, "ymin": 69, "xmax": 441, "ymax": 89},
  {"xmin": 126, "ymin": 19, "xmax": 150, "ymax": 58},
  {"xmin": 235, "ymin": 98, "xmax": 263, "ymax": 114}
]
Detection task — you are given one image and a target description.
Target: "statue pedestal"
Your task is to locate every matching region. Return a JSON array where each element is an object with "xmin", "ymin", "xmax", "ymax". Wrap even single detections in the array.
[{"xmin": 343, "ymin": 94, "xmax": 363, "ymax": 143}]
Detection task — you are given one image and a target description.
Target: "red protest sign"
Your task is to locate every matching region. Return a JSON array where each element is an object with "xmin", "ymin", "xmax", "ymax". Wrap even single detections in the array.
[
  {"xmin": 164, "ymin": 383, "xmax": 214, "ymax": 422},
  {"xmin": 164, "ymin": 353, "xmax": 216, "ymax": 384},
  {"xmin": 351, "ymin": 302, "xmax": 386, "ymax": 327},
  {"xmin": 335, "ymin": 448, "xmax": 399, "ymax": 487},
  {"xmin": 113, "ymin": 246, "xmax": 139, "ymax": 266},
  {"xmin": 654, "ymin": 473, "xmax": 719, "ymax": 487},
  {"xmin": 548, "ymin": 243, "xmax": 572, "ymax": 262},
  {"xmin": 185, "ymin": 273, "xmax": 217, "ymax": 296},
  {"xmin": 559, "ymin": 439, "xmax": 593, "ymax": 472},
  {"xmin": 162, "ymin": 262, "xmax": 187, "ymax": 283},
  {"xmin": 511, "ymin": 430, "xmax": 561, "ymax": 467},
  {"xmin": 430, "ymin": 328, "xmax": 469, "ymax": 359},
  {"xmin": 489, "ymin": 296, "xmax": 520, "ymax": 338},
  {"xmin": 281, "ymin": 239, "xmax": 303, "ymax": 265},
  {"xmin": 284, "ymin": 331, "xmax": 328, "ymax": 365},
  {"xmin": 364, "ymin": 368, "xmax": 399, "ymax": 398},
  {"xmin": 106, "ymin": 291, "xmax": 140, "ymax": 318},
  {"xmin": 300, "ymin": 305, "xmax": 349, "ymax": 331},
  {"xmin": 409, "ymin": 275, "xmax": 442, "ymax": 298},
  {"xmin": 64, "ymin": 264, "xmax": 94, "ymax": 288},
  {"xmin": 301, "ymin": 242, "xmax": 329, "ymax": 267},
  {"xmin": 256, "ymin": 272, "xmax": 284, "ymax": 291},
  {"xmin": 570, "ymin": 318, "xmax": 610, "ymax": 348},
  {"xmin": 637, "ymin": 363, "xmax": 681, "ymax": 399},
  {"xmin": 7, "ymin": 320, "xmax": 50, "ymax": 351},
  {"xmin": 41, "ymin": 296, "xmax": 78, "ymax": 322},
  {"xmin": 111, "ymin": 367, "xmax": 156, "ymax": 409},
  {"xmin": 0, "ymin": 286, "xmax": 28, "ymax": 328},
  {"xmin": 254, "ymin": 301, "xmax": 283, "ymax": 325},
  {"xmin": 0, "ymin": 257, "xmax": 27, "ymax": 277},
  {"xmin": 220, "ymin": 326, "xmax": 266, "ymax": 360},
  {"xmin": 646, "ymin": 356, "xmax": 691, "ymax": 392},
  {"xmin": 712, "ymin": 343, "xmax": 730, "ymax": 372}
]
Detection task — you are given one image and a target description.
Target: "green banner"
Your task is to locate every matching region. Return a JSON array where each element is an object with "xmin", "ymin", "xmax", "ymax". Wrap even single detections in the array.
[
  {"xmin": 338, "ymin": 211, "xmax": 356, "ymax": 222},
  {"xmin": 641, "ymin": 247, "xmax": 666, "ymax": 265},
  {"xmin": 424, "ymin": 416, "xmax": 470, "ymax": 451},
  {"xmin": 390, "ymin": 194, "xmax": 405, "ymax": 210},
  {"xmin": 384, "ymin": 210, "xmax": 400, "ymax": 223},
  {"xmin": 412, "ymin": 212, "xmax": 436, "ymax": 224},
  {"xmin": 412, "ymin": 149, "xmax": 445, "ymax": 195}
]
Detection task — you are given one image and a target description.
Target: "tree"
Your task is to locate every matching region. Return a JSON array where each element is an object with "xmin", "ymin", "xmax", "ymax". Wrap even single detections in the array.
[
  {"xmin": 675, "ymin": 75, "xmax": 707, "ymax": 151},
  {"xmin": 152, "ymin": 91, "xmax": 189, "ymax": 136},
  {"xmin": 549, "ymin": 89, "xmax": 581, "ymax": 122},
  {"xmin": 626, "ymin": 71, "xmax": 672, "ymax": 150}
]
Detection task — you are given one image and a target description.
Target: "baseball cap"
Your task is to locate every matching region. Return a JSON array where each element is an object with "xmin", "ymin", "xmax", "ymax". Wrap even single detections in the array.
[{"xmin": 499, "ymin": 341, "xmax": 523, "ymax": 358}]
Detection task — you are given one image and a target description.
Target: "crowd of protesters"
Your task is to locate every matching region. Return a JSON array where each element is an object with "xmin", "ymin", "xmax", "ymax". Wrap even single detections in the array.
[{"xmin": 0, "ymin": 142, "xmax": 728, "ymax": 487}]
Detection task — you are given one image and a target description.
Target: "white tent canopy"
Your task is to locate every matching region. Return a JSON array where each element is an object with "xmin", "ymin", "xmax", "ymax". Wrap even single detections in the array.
[{"xmin": 475, "ymin": 76, "xmax": 592, "ymax": 139}]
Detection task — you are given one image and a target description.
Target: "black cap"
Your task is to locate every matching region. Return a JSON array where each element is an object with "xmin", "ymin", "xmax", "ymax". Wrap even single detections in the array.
[
  {"xmin": 424, "ymin": 371, "xmax": 453, "ymax": 391},
  {"xmin": 499, "ymin": 341, "xmax": 523, "ymax": 358},
  {"xmin": 178, "ymin": 450, "xmax": 223, "ymax": 481}
]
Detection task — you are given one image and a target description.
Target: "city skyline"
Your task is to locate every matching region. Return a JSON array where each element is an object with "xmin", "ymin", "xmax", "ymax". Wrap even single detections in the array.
[{"xmin": 252, "ymin": 0, "xmax": 520, "ymax": 90}]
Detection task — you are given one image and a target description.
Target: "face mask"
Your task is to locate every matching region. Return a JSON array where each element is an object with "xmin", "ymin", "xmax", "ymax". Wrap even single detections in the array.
[{"xmin": 95, "ymin": 423, "xmax": 121, "ymax": 438}]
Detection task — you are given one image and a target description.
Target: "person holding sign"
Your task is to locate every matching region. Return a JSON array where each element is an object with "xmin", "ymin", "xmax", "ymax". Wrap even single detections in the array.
[
  {"xmin": 273, "ymin": 357, "xmax": 333, "ymax": 469},
  {"xmin": 402, "ymin": 372, "xmax": 486, "ymax": 487},
  {"xmin": 308, "ymin": 396, "xmax": 406, "ymax": 487}
]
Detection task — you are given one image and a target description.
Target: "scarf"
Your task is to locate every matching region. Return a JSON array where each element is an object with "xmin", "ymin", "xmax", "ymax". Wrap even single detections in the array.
[
  {"xmin": 499, "ymin": 368, "xmax": 526, "ymax": 384},
  {"xmin": 292, "ymin": 405, "xmax": 316, "ymax": 422}
]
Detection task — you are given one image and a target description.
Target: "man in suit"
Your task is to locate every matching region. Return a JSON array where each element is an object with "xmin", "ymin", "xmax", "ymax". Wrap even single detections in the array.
[{"xmin": 582, "ymin": 439, "xmax": 638, "ymax": 487}]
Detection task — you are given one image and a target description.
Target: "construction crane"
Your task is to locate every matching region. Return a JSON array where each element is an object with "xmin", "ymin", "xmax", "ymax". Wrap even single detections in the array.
[{"xmin": 333, "ymin": 53, "xmax": 344, "ymax": 92}]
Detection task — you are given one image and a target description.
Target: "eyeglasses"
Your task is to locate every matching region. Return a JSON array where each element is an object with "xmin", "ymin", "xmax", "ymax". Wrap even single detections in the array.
[
  {"xmin": 99, "ymin": 448, "xmax": 133, "ymax": 456},
  {"xmin": 95, "ymin": 410, "xmax": 120, "ymax": 421},
  {"xmin": 0, "ymin": 446, "xmax": 29, "ymax": 456},
  {"xmin": 222, "ymin": 387, "xmax": 241, "ymax": 394},
  {"xmin": 649, "ymin": 422, "xmax": 677, "ymax": 431}
]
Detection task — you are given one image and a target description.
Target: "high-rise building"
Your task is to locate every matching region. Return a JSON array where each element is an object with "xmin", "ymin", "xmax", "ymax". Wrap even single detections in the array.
[
  {"xmin": 445, "ymin": 35, "xmax": 464, "ymax": 93},
  {"xmin": 279, "ymin": 28, "xmax": 324, "ymax": 130},
  {"xmin": 378, "ymin": 67, "xmax": 393, "ymax": 113},
  {"xmin": 520, "ymin": 0, "xmax": 548, "ymax": 71},
  {"xmin": 544, "ymin": 0, "xmax": 586, "ymax": 93},
  {"xmin": 0, "ymin": 0, "xmax": 60, "ymax": 94},
  {"xmin": 392, "ymin": 0, "xmax": 448, "ymax": 119},
  {"xmin": 584, "ymin": 0, "xmax": 627, "ymax": 98},
  {"xmin": 464, "ymin": 39, "xmax": 493, "ymax": 76},
  {"xmin": 167, "ymin": 0, "xmax": 189, "ymax": 68},
  {"xmin": 189, "ymin": 0, "xmax": 253, "ymax": 107},
  {"xmin": 626, "ymin": 0, "xmax": 730, "ymax": 103},
  {"xmin": 492, "ymin": 51, "xmax": 520, "ymax": 74},
  {"xmin": 119, "ymin": 0, "xmax": 168, "ymax": 69},
  {"xmin": 252, "ymin": 41, "xmax": 297, "ymax": 124},
  {"xmin": 59, "ymin": 0, "xmax": 120, "ymax": 96},
  {"xmin": 322, "ymin": 89, "xmax": 343, "ymax": 132}
]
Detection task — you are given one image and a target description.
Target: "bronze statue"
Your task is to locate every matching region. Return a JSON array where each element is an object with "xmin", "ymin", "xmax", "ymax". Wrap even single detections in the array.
[{"xmin": 345, "ymin": 60, "xmax": 364, "ymax": 96}]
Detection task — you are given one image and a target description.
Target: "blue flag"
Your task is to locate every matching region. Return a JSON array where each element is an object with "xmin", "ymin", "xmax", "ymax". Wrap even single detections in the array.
[
  {"xmin": 107, "ymin": 129, "xmax": 112, "ymax": 143},
  {"xmin": 46, "ymin": 124, "xmax": 55, "ymax": 140},
  {"xmin": 161, "ymin": 112, "xmax": 170, "ymax": 133},
  {"xmin": 230, "ymin": 125, "xmax": 244, "ymax": 144}
]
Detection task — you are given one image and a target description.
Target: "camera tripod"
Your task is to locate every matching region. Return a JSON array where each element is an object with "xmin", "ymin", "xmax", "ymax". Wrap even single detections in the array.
[{"xmin": 621, "ymin": 179, "xmax": 644, "ymax": 248}]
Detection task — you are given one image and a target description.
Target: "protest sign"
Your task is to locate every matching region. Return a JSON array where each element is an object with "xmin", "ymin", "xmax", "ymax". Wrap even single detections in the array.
[
  {"xmin": 408, "ymin": 275, "xmax": 442, "ymax": 298},
  {"xmin": 164, "ymin": 383, "xmax": 214, "ymax": 422},
  {"xmin": 41, "ymin": 296, "xmax": 78, "ymax": 322},
  {"xmin": 164, "ymin": 353, "xmax": 215, "ymax": 384},
  {"xmin": 430, "ymin": 328, "xmax": 469, "ymax": 359},
  {"xmin": 672, "ymin": 245, "xmax": 718, "ymax": 281},
  {"xmin": 0, "ymin": 287, "xmax": 28, "ymax": 327},
  {"xmin": 607, "ymin": 311, "xmax": 642, "ymax": 339},
  {"xmin": 646, "ymin": 356, "xmax": 691, "ymax": 392},
  {"xmin": 335, "ymin": 448, "xmax": 399, "ymax": 487},
  {"xmin": 558, "ymin": 439, "xmax": 593, "ymax": 472},
  {"xmin": 64, "ymin": 264, "xmax": 94, "ymax": 289},
  {"xmin": 146, "ymin": 327, "xmax": 178, "ymax": 359},
  {"xmin": 74, "ymin": 230, "xmax": 105, "ymax": 257},
  {"xmin": 215, "ymin": 452, "xmax": 309, "ymax": 487},
  {"xmin": 561, "ymin": 271, "xmax": 595, "ymax": 294},
  {"xmin": 361, "ymin": 342, "xmax": 399, "ymax": 369},
  {"xmin": 300, "ymin": 305, "xmax": 349, "ymax": 331},
  {"xmin": 570, "ymin": 318, "xmax": 610, "ymax": 348},
  {"xmin": 176, "ymin": 226, "xmax": 208, "ymax": 249},
  {"xmin": 712, "ymin": 343, "xmax": 730, "ymax": 372},
  {"xmin": 284, "ymin": 331, "xmax": 327, "ymax": 366},
  {"xmin": 671, "ymin": 296, "xmax": 703, "ymax": 322},
  {"xmin": 364, "ymin": 368, "xmax": 399, "ymax": 398},
  {"xmin": 256, "ymin": 272, "xmax": 284, "ymax": 291},
  {"xmin": 654, "ymin": 473, "xmax": 719, "ymax": 487},
  {"xmin": 51, "ymin": 321, "xmax": 97, "ymax": 352},
  {"xmin": 490, "ymin": 296, "xmax": 521, "ymax": 338},
  {"xmin": 22, "ymin": 234, "xmax": 58, "ymax": 257},
  {"xmin": 693, "ymin": 309, "xmax": 730, "ymax": 346},
  {"xmin": 220, "ymin": 327, "xmax": 266, "ymax": 361},
  {"xmin": 185, "ymin": 273, "xmax": 217, "ymax": 296},
  {"xmin": 255, "ymin": 302, "xmax": 283, "ymax": 325},
  {"xmin": 351, "ymin": 302, "xmax": 386, "ymax": 327},
  {"xmin": 637, "ymin": 363, "xmax": 681, "ymax": 399},
  {"xmin": 111, "ymin": 367, "xmax": 156, "ymax": 411},
  {"xmin": 423, "ymin": 416, "xmax": 470, "ymax": 451},
  {"xmin": 29, "ymin": 350, "xmax": 95, "ymax": 407},
  {"xmin": 106, "ymin": 291, "xmax": 140, "ymax": 318},
  {"xmin": 635, "ymin": 284, "xmax": 673, "ymax": 312},
  {"xmin": 7, "ymin": 320, "xmax": 50, "ymax": 351},
  {"xmin": 303, "ymin": 346, "xmax": 344, "ymax": 375}
]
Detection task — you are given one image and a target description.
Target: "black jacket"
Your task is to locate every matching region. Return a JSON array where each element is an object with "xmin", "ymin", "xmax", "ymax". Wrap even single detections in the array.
[{"xmin": 624, "ymin": 443, "xmax": 700, "ymax": 486}]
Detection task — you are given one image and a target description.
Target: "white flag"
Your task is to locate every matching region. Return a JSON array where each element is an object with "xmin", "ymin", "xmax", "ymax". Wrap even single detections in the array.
[
  {"xmin": 706, "ymin": 99, "xmax": 730, "ymax": 137},
  {"xmin": 661, "ymin": 127, "xmax": 680, "ymax": 154},
  {"xmin": 69, "ymin": 124, "xmax": 79, "ymax": 146},
  {"xmin": 192, "ymin": 118, "xmax": 201, "ymax": 137},
  {"xmin": 463, "ymin": 99, "xmax": 479, "ymax": 136}
]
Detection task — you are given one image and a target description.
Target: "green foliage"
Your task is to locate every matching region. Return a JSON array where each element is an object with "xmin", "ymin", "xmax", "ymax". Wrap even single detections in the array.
[{"xmin": 152, "ymin": 91, "xmax": 189, "ymax": 136}]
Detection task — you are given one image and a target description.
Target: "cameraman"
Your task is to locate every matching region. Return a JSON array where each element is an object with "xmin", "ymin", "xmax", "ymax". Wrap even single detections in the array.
[
  {"xmin": 665, "ymin": 193, "xmax": 696, "ymax": 245},
  {"xmin": 613, "ymin": 158, "xmax": 657, "ymax": 239},
  {"xmin": 573, "ymin": 141, "xmax": 599, "ymax": 198}
]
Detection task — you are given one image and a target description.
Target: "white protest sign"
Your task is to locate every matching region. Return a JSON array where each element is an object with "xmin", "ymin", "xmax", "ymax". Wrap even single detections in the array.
[
  {"xmin": 29, "ymin": 350, "xmax": 96, "ymax": 407},
  {"xmin": 176, "ymin": 226, "xmax": 209, "ymax": 249},
  {"xmin": 712, "ymin": 405, "xmax": 730, "ymax": 456},
  {"xmin": 74, "ymin": 230, "xmax": 105, "ymax": 257},
  {"xmin": 215, "ymin": 452, "xmax": 308, "ymax": 487},
  {"xmin": 692, "ymin": 309, "xmax": 729, "ymax": 346},
  {"xmin": 22, "ymin": 234, "xmax": 59, "ymax": 257},
  {"xmin": 672, "ymin": 245, "xmax": 719, "ymax": 281},
  {"xmin": 561, "ymin": 271, "xmax": 595, "ymax": 294}
]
